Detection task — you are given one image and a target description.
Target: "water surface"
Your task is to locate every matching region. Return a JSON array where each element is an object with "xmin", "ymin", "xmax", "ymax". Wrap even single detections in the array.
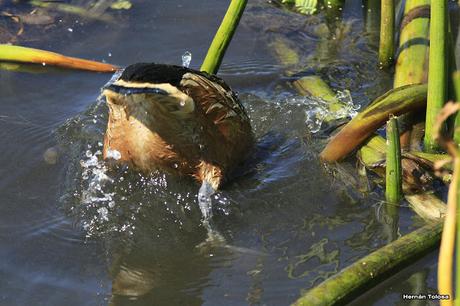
[{"xmin": 1, "ymin": 1, "xmax": 455, "ymax": 305}]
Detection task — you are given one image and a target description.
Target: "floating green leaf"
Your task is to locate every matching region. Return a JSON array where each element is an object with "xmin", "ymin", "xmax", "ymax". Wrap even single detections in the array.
[
  {"xmin": 110, "ymin": 0, "xmax": 132, "ymax": 10},
  {"xmin": 295, "ymin": 0, "xmax": 317, "ymax": 15}
]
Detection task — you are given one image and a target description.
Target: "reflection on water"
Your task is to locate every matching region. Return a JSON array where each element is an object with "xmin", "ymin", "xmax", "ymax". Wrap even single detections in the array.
[{"xmin": 0, "ymin": 0, "xmax": 448, "ymax": 305}]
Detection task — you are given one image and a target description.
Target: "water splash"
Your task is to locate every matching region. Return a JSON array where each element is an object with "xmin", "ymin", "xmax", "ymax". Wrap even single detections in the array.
[
  {"xmin": 303, "ymin": 90, "xmax": 359, "ymax": 134},
  {"xmin": 105, "ymin": 148, "xmax": 121, "ymax": 160},
  {"xmin": 198, "ymin": 181, "xmax": 214, "ymax": 220},
  {"xmin": 60, "ymin": 110, "xmax": 233, "ymax": 240},
  {"xmin": 181, "ymin": 51, "xmax": 192, "ymax": 68}
]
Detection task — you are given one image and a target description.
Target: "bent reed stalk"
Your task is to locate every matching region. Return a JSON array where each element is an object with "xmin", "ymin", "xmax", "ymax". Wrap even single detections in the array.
[{"xmin": 0, "ymin": 44, "xmax": 118, "ymax": 72}]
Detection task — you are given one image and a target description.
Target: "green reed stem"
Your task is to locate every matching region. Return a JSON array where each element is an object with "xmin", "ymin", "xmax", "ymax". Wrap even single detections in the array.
[
  {"xmin": 452, "ymin": 72, "xmax": 460, "ymax": 145},
  {"xmin": 379, "ymin": 0, "xmax": 395, "ymax": 68},
  {"xmin": 386, "ymin": 116, "xmax": 403, "ymax": 203},
  {"xmin": 200, "ymin": 0, "xmax": 248, "ymax": 75},
  {"xmin": 393, "ymin": 0, "xmax": 430, "ymax": 150},
  {"xmin": 363, "ymin": 0, "xmax": 381, "ymax": 35},
  {"xmin": 394, "ymin": 0, "xmax": 430, "ymax": 87},
  {"xmin": 454, "ymin": 71, "xmax": 460, "ymax": 103},
  {"xmin": 456, "ymin": 157, "xmax": 460, "ymax": 306},
  {"xmin": 453, "ymin": 72, "xmax": 460, "ymax": 306},
  {"xmin": 424, "ymin": 0, "xmax": 448, "ymax": 152}
]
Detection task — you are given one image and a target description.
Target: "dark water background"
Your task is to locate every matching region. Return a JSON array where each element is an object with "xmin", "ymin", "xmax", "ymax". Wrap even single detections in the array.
[{"xmin": 1, "ymin": 0, "xmax": 459, "ymax": 305}]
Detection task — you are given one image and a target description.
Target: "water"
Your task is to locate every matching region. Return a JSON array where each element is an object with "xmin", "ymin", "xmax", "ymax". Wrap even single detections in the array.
[
  {"xmin": 1, "ymin": 0, "xmax": 457, "ymax": 305},
  {"xmin": 182, "ymin": 51, "xmax": 192, "ymax": 68}
]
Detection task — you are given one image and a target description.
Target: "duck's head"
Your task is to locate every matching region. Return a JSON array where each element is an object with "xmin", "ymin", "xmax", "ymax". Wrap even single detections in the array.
[
  {"xmin": 102, "ymin": 64, "xmax": 196, "ymax": 125},
  {"xmin": 101, "ymin": 63, "xmax": 205, "ymax": 176}
]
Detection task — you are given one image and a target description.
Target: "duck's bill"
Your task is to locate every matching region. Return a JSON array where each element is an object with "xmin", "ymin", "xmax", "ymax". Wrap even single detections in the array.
[{"xmin": 103, "ymin": 84, "xmax": 169, "ymax": 96}]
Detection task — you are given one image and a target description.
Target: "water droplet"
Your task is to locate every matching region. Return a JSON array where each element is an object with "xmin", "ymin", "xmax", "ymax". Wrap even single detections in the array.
[
  {"xmin": 97, "ymin": 207, "xmax": 109, "ymax": 221},
  {"xmin": 181, "ymin": 51, "xmax": 192, "ymax": 68}
]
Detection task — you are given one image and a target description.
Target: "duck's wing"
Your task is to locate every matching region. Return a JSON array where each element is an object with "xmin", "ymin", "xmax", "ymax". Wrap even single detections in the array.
[{"xmin": 179, "ymin": 72, "xmax": 250, "ymax": 128}]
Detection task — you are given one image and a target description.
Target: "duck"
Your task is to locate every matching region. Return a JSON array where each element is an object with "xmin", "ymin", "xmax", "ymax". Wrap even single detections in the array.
[{"xmin": 102, "ymin": 63, "xmax": 253, "ymax": 216}]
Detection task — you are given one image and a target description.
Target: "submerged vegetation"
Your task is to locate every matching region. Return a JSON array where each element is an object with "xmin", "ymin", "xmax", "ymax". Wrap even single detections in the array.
[{"xmin": 1, "ymin": 0, "xmax": 460, "ymax": 305}]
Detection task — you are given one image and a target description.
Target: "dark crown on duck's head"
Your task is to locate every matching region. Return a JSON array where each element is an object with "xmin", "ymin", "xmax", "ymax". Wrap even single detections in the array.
[
  {"xmin": 120, "ymin": 62, "xmax": 189, "ymax": 86},
  {"xmin": 118, "ymin": 62, "xmax": 233, "ymax": 91}
]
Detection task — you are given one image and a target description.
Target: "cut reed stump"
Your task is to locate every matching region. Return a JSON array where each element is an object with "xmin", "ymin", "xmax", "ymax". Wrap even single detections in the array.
[{"xmin": 386, "ymin": 116, "xmax": 403, "ymax": 203}]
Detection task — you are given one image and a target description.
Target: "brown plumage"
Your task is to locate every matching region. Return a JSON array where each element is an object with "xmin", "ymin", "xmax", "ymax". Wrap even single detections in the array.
[{"xmin": 102, "ymin": 63, "xmax": 253, "ymax": 189}]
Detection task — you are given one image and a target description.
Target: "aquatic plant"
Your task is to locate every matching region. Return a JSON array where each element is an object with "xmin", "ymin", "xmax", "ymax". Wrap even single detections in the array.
[
  {"xmin": 320, "ymin": 84, "xmax": 427, "ymax": 162},
  {"xmin": 281, "ymin": 0, "xmax": 318, "ymax": 15},
  {"xmin": 424, "ymin": 0, "xmax": 448, "ymax": 152},
  {"xmin": 293, "ymin": 222, "xmax": 442, "ymax": 305},
  {"xmin": 378, "ymin": 0, "xmax": 394, "ymax": 67},
  {"xmin": 29, "ymin": 0, "xmax": 117, "ymax": 22},
  {"xmin": 393, "ymin": 0, "xmax": 430, "ymax": 150},
  {"xmin": 452, "ymin": 72, "xmax": 460, "ymax": 144},
  {"xmin": 431, "ymin": 102, "xmax": 460, "ymax": 306},
  {"xmin": 0, "ymin": 44, "xmax": 117, "ymax": 72},
  {"xmin": 385, "ymin": 116, "xmax": 402, "ymax": 203},
  {"xmin": 200, "ymin": 0, "xmax": 248, "ymax": 74}
]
